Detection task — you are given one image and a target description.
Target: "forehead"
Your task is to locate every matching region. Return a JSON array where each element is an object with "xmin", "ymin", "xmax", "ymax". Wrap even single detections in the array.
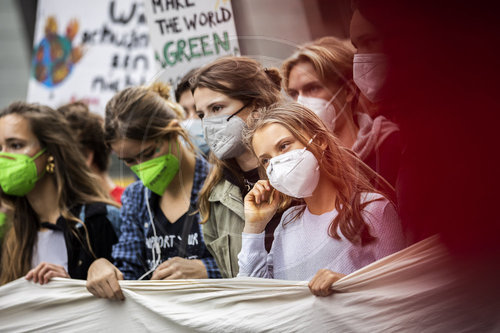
[
  {"xmin": 193, "ymin": 87, "xmax": 231, "ymax": 109},
  {"xmin": 287, "ymin": 61, "xmax": 321, "ymax": 90},
  {"xmin": 0, "ymin": 114, "xmax": 35, "ymax": 140},
  {"xmin": 252, "ymin": 123, "xmax": 293, "ymax": 153},
  {"xmin": 178, "ymin": 90, "xmax": 195, "ymax": 105},
  {"xmin": 350, "ymin": 9, "xmax": 380, "ymax": 41}
]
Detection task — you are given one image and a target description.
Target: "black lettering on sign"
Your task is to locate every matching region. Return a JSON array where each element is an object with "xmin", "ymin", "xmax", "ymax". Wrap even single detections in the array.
[
  {"xmin": 111, "ymin": 54, "xmax": 149, "ymax": 70},
  {"xmin": 81, "ymin": 24, "xmax": 149, "ymax": 50},
  {"xmin": 91, "ymin": 75, "xmax": 147, "ymax": 93},
  {"xmin": 110, "ymin": 1, "xmax": 136, "ymax": 25},
  {"xmin": 183, "ymin": 6, "xmax": 232, "ymax": 30},
  {"xmin": 155, "ymin": 17, "xmax": 182, "ymax": 35},
  {"xmin": 151, "ymin": 0, "xmax": 195, "ymax": 14}
]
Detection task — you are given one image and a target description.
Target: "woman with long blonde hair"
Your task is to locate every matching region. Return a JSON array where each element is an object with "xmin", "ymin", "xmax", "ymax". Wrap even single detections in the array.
[
  {"xmin": 190, "ymin": 56, "xmax": 285, "ymax": 278},
  {"xmin": 238, "ymin": 101, "xmax": 406, "ymax": 296},
  {"xmin": 0, "ymin": 102, "xmax": 118, "ymax": 285}
]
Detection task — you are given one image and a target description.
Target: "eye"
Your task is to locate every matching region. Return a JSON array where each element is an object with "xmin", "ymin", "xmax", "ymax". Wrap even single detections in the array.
[
  {"xmin": 261, "ymin": 158, "xmax": 270, "ymax": 166},
  {"xmin": 211, "ymin": 105, "xmax": 223, "ymax": 113},
  {"xmin": 279, "ymin": 142, "xmax": 290, "ymax": 152},
  {"xmin": 141, "ymin": 146, "xmax": 156, "ymax": 159},
  {"xmin": 10, "ymin": 142, "xmax": 24, "ymax": 150},
  {"xmin": 305, "ymin": 85, "xmax": 321, "ymax": 96},
  {"xmin": 196, "ymin": 111, "xmax": 205, "ymax": 119},
  {"xmin": 122, "ymin": 158, "xmax": 134, "ymax": 166},
  {"xmin": 288, "ymin": 90, "xmax": 298, "ymax": 100}
]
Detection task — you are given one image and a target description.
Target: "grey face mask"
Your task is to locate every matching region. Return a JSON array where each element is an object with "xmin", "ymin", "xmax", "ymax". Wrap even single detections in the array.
[{"xmin": 202, "ymin": 104, "xmax": 249, "ymax": 160}]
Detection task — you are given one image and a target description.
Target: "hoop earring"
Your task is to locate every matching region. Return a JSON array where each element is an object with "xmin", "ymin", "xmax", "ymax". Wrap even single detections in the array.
[{"xmin": 46, "ymin": 156, "xmax": 55, "ymax": 174}]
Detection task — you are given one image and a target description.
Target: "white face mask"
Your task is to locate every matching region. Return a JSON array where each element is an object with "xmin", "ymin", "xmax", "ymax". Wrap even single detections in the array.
[
  {"xmin": 266, "ymin": 137, "xmax": 320, "ymax": 198},
  {"xmin": 202, "ymin": 113, "xmax": 248, "ymax": 160},
  {"xmin": 353, "ymin": 53, "xmax": 388, "ymax": 103},
  {"xmin": 296, "ymin": 86, "xmax": 345, "ymax": 132}
]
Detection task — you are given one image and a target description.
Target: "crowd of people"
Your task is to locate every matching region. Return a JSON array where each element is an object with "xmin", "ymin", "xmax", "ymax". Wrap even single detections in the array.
[{"xmin": 1, "ymin": 0, "xmax": 498, "ymax": 314}]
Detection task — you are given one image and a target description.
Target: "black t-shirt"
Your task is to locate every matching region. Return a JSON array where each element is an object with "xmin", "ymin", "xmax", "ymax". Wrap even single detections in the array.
[{"xmin": 145, "ymin": 203, "xmax": 206, "ymax": 270}]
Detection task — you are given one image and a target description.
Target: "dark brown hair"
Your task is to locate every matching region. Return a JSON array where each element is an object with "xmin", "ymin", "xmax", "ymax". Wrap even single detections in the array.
[
  {"xmin": 175, "ymin": 68, "xmax": 198, "ymax": 102},
  {"xmin": 189, "ymin": 56, "xmax": 283, "ymax": 223},
  {"xmin": 57, "ymin": 102, "xmax": 109, "ymax": 172}
]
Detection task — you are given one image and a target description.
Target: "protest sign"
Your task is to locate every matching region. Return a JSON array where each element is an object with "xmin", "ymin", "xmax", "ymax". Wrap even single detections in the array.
[
  {"xmin": 143, "ymin": 0, "xmax": 240, "ymax": 91},
  {"xmin": 27, "ymin": 0, "xmax": 157, "ymax": 116}
]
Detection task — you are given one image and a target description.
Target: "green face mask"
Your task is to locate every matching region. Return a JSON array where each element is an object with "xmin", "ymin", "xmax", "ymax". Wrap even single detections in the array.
[
  {"xmin": 0, "ymin": 212, "xmax": 7, "ymax": 239},
  {"xmin": 130, "ymin": 142, "xmax": 180, "ymax": 196},
  {"xmin": 0, "ymin": 148, "xmax": 46, "ymax": 196},
  {"xmin": 0, "ymin": 212, "xmax": 6, "ymax": 227}
]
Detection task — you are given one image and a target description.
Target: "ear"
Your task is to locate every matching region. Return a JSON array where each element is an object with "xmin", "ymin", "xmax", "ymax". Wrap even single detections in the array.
[
  {"xmin": 84, "ymin": 149, "xmax": 94, "ymax": 169},
  {"xmin": 315, "ymin": 135, "xmax": 328, "ymax": 151}
]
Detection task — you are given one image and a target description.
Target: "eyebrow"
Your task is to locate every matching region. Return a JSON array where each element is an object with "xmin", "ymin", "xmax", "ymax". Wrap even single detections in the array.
[
  {"xmin": 196, "ymin": 99, "xmax": 226, "ymax": 113},
  {"xmin": 288, "ymin": 80, "xmax": 322, "ymax": 94},
  {"xmin": 4, "ymin": 137, "xmax": 25, "ymax": 142}
]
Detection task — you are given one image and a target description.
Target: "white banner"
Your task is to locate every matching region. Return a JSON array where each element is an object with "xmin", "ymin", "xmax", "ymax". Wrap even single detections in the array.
[
  {"xmin": 2, "ymin": 236, "xmax": 497, "ymax": 332},
  {"xmin": 26, "ymin": 0, "xmax": 157, "ymax": 116},
  {"xmin": 143, "ymin": 0, "xmax": 240, "ymax": 90}
]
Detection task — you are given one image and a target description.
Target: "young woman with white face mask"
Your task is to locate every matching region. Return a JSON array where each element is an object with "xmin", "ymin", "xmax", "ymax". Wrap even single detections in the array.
[
  {"xmin": 190, "ymin": 56, "xmax": 287, "ymax": 278},
  {"xmin": 237, "ymin": 102, "xmax": 406, "ymax": 297},
  {"xmin": 282, "ymin": 36, "xmax": 401, "ymax": 187}
]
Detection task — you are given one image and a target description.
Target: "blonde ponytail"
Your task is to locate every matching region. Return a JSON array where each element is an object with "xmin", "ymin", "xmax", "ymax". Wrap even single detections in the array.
[{"xmin": 148, "ymin": 81, "xmax": 185, "ymax": 119}]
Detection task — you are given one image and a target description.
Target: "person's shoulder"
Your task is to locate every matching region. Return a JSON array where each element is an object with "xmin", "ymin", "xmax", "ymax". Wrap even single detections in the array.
[
  {"xmin": 80, "ymin": 201, "xmax": 109, "ymax": 218},
  {"xmin": 360, "ymin": 192, "xmax": 396, "ymax": 223},
  {"xmin": 121, "ymin": 180, "xmax": 148, "ymax": 205},
  {"xmin": 209, "ymin": 178, "xmax": 236, "ymax": 203},
  {"xmin": 378, "ymin": 126, "xmax": 402, "ymax": 149},
  {"xmin": 78, "ymin": 201, "xmax": 120, "ymax": 233},
  {"xmin": 195, "ymin": 154, "xmax": 210, "ymax": 173},
  {"xmin": 123, "ymin": 180, "xmax": 146, "ymax": 196},
  {"xmin": 361, "ymin": 192, "xmax": 391, "ymax": 208}
]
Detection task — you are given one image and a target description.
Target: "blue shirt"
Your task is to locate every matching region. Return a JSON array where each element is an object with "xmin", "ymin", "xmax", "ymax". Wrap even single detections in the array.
[{"xmin": 112, "ymin": 156, "xmax": 220, "ymax": 279}]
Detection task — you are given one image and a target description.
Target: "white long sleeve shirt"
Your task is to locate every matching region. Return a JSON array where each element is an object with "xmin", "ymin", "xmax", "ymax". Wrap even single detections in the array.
[{"xmin": 237, "ymin": 192, "xmax": 406, "ymax": 281}]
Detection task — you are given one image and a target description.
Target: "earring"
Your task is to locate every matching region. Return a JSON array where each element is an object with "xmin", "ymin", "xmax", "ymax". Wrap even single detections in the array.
[{"xmin": 46, "ymin": 156, "xmax": 55, "ymax": 174}]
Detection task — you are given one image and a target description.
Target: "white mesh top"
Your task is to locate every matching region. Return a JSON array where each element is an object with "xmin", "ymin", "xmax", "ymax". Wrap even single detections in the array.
[
  {"xmin": 31, "ymin": 229, "xmax": 68, "ymax": 272},
  {"xmin": 238, "ymin": 192, "xmax": 407, "ymax": 281}
]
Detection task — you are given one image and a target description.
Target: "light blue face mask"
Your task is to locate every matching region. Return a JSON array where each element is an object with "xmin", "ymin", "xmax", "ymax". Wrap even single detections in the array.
[{"xmin": 181, "ymin": 118, "xmax": 210, "ymax": 156}]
